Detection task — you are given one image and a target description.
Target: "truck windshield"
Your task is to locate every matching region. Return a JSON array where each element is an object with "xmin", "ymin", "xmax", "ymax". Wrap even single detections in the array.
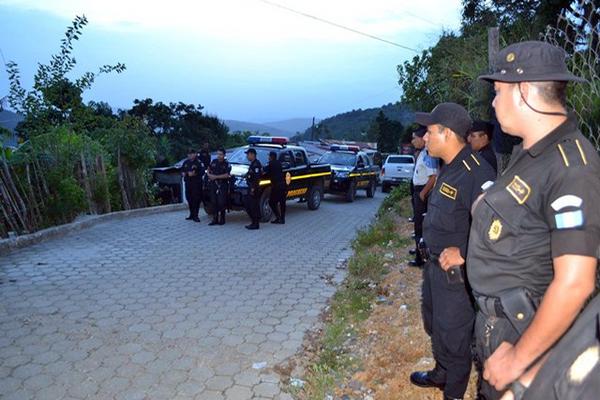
[
  {"xmin": 228, "ymin": 147, "xmax": 274, "ymax": 165},
  {"xmin": 319, "ymin": 152, "xmax": 356, "ymax": 166}
]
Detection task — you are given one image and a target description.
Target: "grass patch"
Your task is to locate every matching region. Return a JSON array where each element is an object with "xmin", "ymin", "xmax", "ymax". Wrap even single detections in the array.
[
  {"xmin": 296, "ymin": 188, "xmax": 411, "ymax": 399},
  {"xmin": 378, "ymin": 183, "xmax": 412, "ymax": 218}
]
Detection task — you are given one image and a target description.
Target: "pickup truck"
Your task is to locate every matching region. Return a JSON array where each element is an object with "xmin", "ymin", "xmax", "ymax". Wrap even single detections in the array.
[
  {"xmin": 203, "ymin": 136, "xmax": 332, "ymax": 222},
  {"xmin": 318, "ymin": 145, "xmax": 378, "ymax": 202},
  {"xmin": 381, "ymin": 154, "xmax": 415, "ymax": 192}
]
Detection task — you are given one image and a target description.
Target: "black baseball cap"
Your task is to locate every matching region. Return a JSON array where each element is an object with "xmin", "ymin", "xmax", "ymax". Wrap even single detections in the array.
[
  {"xmin": 415, "ymin": 102, "xmax": 473, "ymax": 139},
  {"xmin": 479, "ymin": 41, "xmax": 586, "ymax": 83},
  {"xmin": 413, "ymin": 126, "xmax": 427, "ymax": 138},
  {"xmin": 245, "ymin": 148, "xmax": 256, "ymax": 155},
  {"xmin": 187, "ymin": 148, "xmax": 196, "ymax": 154}
]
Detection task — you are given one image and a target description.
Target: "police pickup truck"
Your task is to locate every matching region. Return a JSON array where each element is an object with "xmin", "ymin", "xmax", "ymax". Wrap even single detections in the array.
[
  {"xmin": 203, "ymin": 136, "xmax": 332, "ymax": 222},
  {"xmin": 318, "ymin": 145, "xmax": 378, "ymax": 202}
]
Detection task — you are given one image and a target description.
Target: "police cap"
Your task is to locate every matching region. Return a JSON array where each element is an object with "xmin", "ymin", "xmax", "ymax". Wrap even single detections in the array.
[
  {"xmin": 479, "ymin": 41, "xmax": 586, "ymax": 83},
  {"xmin": 245, "ymin": 148, "xmax": 256, "ymax": 155},
  {"xmin": 415, "ymin": 102, "xmax": 472, "ymax": 139}
]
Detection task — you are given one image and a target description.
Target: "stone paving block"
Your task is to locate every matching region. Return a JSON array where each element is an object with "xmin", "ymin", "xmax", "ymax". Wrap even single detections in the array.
[{"xmin": 0, "ymin": 193, "xmax": 383, "ymax": 399}]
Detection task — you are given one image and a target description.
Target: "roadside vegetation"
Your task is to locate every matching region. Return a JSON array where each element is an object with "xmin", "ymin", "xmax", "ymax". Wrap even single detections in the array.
[{"xmin": 288, "ymin": 184, "xmax": 412, "ymax": 399}]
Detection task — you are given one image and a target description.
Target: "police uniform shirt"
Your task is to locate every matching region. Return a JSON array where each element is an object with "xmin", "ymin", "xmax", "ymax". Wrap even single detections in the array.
[
  {"xmin": 182, "ymin": 158, "xmax": 204, "ymax": 183},
  {"xmin": 199, "ymin": 149, "xmax": 211, "ymax": 168},
  {"xmin": 247, "ymin": 159, "xmax": 263, "ymax": 189},
  {"xmin": 467, "ymin": 114, "xmax": 600, "ymax": 298},
  {"xmin": 423, "ymin": 146, "xmax": 496, "ymax": 258},
  {"xmin": 208, "ymin": 159, "xmax": 231, "ymax": 181},
  {"xmin": 413, "ymin": 149, "xmax": 439, "ymax": 186},
  {"xmin": 264, "ymin": 159, "xmax": 285, "ymax": 187},
  {"xmin": 478, "ymin": 143, "xmax": 498, "ymax": 173}
]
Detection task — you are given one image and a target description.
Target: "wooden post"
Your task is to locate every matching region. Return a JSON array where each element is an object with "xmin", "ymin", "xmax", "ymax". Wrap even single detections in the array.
[
  {"xmin": 488, "ymin": 27, "xmax": 500, "ymax": 72},
  {"xmin": 80, "ymin": 151, "xmax": 96, "ymax": 214}
]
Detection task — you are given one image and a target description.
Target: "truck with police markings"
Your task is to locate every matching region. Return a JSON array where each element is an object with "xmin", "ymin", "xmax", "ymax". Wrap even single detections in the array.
[
  {"xmin": 318, "ymin": 145, "xmax": 378, "ymax": 202},
  {"xmin": 203, "ymin": 136, "xmax": 332, "ymax": 222}
]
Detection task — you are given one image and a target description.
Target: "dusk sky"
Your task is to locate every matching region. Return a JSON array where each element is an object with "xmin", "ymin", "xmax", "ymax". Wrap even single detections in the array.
[{"xmin": 0, "ymin": 0, "xmax": 462, "ymax": 123}]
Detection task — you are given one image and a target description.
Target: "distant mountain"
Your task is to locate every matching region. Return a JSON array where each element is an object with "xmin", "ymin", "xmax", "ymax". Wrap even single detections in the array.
[
  {"xmin": 262, "ymin": 118, "xmax": 316, "ymax": 135},
  {"xmin": 294, "ymin": 103, "xmax": 414, "ymax": 141},
  {"xmin": 0, "ymin": 110, "xmax": 23, "ymax": 147},
  {"xmin": 224, "ymin": 120, "xmax": 295, "ymax": 137}
]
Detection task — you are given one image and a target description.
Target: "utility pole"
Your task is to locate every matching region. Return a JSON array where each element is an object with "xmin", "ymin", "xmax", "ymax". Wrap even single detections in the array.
[
  {"xmin": 311, "ymin": 117, "xmax": 315, "ymax": 141},
  {"xmin": 488, "ymin": 27, "xmax": 505, "ymax": 175}
]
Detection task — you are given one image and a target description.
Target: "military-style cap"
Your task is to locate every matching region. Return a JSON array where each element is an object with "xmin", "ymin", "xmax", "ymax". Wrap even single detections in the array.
[
  {"xmin": 415, "ymin": 102, "xmax": 472, "ymax": 139},
  {"xmin": 245, "ymin": 148, "xmax": 256, "ymax": 155},
  {"xmin": 479, "ymin": 41, "xmax": 586, "ymax": 83},
  {"xmin": 413, "ymin": 126, "xmax": 427, "ymax": 138}
]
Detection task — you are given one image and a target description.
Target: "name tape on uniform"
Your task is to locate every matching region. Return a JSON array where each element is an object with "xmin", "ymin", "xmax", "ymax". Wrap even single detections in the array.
[{"xmin": 439, "ymin": 182, "xmax": 458, "ymax": 200}]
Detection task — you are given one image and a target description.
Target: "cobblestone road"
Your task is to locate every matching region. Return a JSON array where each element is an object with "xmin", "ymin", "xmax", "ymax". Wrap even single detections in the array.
[{"xmin": 0, "ymin": 191, "xmax": 384, "ymax": 399}]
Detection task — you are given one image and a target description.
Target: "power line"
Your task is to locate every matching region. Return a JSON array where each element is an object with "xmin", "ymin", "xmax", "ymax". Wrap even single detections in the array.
[{"xmin": 256, "ymin": 0, "xmax": 419, "ymax": 52}]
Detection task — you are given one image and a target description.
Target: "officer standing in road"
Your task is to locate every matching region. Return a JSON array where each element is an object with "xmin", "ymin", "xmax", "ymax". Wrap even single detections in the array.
[
  {"xmin": 410, "ymin": 126, "xmax": 439, "ymax": 266},
  {"xmin": 206, "ymin": 148, "xmax": 231, "ymax": 226},
  {"xmin": 264, "ymin": 151, "xmax": 287, "ymax": 224},
  {"xmin": 409, "ymin": 103, "xmax": 496, "ymax": 400},
  {"xmin": 244, "ymin": 148, "xmax": 263, "ymax": 230},
  {"xmin": 467, "ymin": 41, "xmax": 600, "ymax": 400},
  {"xmin": 199, "ymin": 142, "xmax": 211, "ymax": 168},
  {"xmin": 181, "ymin": 148, "xmax": 205, "ymax": 222}
]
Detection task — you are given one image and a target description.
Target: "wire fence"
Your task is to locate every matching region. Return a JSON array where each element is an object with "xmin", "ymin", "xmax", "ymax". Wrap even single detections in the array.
[{"xmin": 543, "ymin": 0, "xmax": 600, "ymax": 151}]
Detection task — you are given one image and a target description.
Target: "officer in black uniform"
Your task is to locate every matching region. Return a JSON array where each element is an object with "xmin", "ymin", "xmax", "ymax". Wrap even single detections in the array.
[
  {"xmin": 264, "ymin": 151, "xmax": 287, "ymax": 224},
  {"xmin": 409, "ymin": 103, "xmax": 496, "ymax": 400},
  {"xmin": 468, "ymin": 120, "xmax": 497, "ymax": 173},
  {"xmin": 181, "ymin": 148, "xmax": 205, "ymax": 222},
  {"xmin": 467, "ymin": 41, "xmax": 600, "ymax": 400},
  {"xmin": 199, "ymin": 142, "xmax": 211, "ymax": 168},
  {"xmin": 206, "ymin": 148, "xmax": 231, "ymax": 226},
  {"xmin": 244, "ymin": 148, "xmax": 263, "ymax": 230}
]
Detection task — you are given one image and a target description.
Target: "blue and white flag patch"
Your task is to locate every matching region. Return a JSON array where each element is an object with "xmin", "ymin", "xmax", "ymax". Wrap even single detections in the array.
[{"xmin": 555, "ymin": 210, "xmax": 584, "ymax": 229}]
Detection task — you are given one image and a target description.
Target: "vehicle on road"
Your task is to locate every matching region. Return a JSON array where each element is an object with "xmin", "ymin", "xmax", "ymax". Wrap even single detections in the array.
[
  {"xmin": 380, "ymin": 154, "xmax": 415, "ymax": 192},
  {"xmin": 203, "ymin": 136, "xmax": 331, "ymax": 222},
  {"xmin": 318, "ymin": 145, "xmax": 378, "ymax": 202}
]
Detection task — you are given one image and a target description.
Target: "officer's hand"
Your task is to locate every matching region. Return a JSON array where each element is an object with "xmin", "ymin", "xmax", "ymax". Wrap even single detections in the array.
[
  {"xmin": 419, "ymin": 190, "xmax": 426, "ymax": 202},
  {"xmin": 484, "ymin": 341, "xmax": 526, "ymax": 391},
  {"xmin": 439, "ymin": 247, "xmax": 464, "ymax": 271}
]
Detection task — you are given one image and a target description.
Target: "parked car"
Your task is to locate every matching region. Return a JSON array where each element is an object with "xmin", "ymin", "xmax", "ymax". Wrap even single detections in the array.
[{"xmin": 381, "ymin": 154, "xmax": 415, "ymax": 193}]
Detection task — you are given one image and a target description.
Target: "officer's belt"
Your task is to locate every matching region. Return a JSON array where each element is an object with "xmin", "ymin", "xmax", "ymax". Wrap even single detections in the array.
[
  {"xmin": 475, "ymin": 295, "xmax": 505, "ymax": 318},
  {"xmin": 475, "ymin": 289, "xmax": 541, "ymax": 336}
]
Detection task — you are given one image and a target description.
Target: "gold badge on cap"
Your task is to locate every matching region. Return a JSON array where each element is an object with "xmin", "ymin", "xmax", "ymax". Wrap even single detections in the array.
[
  {"xmin": 488, "ymin": 219, "xmax": 503, "ymax": 241},
  {"xmin": 506, "ymin": 52, "xmax": 516, "ymax": 62}
]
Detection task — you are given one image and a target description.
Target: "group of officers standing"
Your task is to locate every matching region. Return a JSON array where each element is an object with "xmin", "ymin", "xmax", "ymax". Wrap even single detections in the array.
[
  {"xmin": 180, "ymin": 144, "xmax": 287, "ymax": 229},
  {"xmin": 406, "ymin": 40, "xmax": 600, "ymax": 400}
]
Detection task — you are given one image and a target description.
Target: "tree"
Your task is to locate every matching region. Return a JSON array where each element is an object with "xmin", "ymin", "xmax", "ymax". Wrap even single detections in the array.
[{"xmin": 369, "ymin": 111, "xmax": 403, "ymax": 154}]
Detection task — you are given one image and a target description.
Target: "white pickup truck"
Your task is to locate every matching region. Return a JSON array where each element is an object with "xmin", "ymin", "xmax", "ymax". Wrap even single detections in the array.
[{"xmin": 380, "ymin": 154, "xmax": 415, "ymax": 193}]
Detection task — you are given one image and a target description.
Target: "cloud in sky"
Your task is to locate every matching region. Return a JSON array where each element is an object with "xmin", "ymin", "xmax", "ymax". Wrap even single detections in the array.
[{"xmin": 0, "ymin": 0, "xmax": 463, "ymax": 121}]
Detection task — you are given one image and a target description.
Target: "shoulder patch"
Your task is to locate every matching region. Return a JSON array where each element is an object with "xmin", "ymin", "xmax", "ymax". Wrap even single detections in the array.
[
  {"xmin": 506, "ymin": 175, "xmax": 531, "ymax": 205},
  {"xmin": 551, "ymin": 195, "xmax": 583, "ymax": 212},
  {"xmin": 439, "ymin": 182, "xmax": 458, "ymax": 200}
]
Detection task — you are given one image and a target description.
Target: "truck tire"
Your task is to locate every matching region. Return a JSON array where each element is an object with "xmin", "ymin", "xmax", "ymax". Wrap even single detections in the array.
[
  {"xmin": 259, "ymin": 189, "xmax": 273, "ymax": 222},
  {"xmin": 345, "ymin": 180, "xmax": 357, "ymax": 202},
  {"xmin": 307, "ymin": 183, "xmax": 323, "ymax": 210},
  {"xmin": 366, "ymin": 179, "xmax": 376, "ymax": 198}
]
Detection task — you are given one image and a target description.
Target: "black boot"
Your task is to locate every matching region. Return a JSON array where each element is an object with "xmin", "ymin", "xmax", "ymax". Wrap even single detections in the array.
[
  {"xmin": 208, "ymin": 215, "xmax": 219, "ymax": 226},
  {"xmin": 409, "ymin": 370, "xmax": 445, "ymax": 390},
  {"xmin": 218, "ymin": 212, "xmax": 225, "ymax": 225}
]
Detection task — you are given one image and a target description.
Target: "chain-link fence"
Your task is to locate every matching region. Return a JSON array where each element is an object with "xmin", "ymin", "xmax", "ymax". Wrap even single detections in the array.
[{"xmin": 543, "ymin": 0, "xmax": 600, "ymax": 151}]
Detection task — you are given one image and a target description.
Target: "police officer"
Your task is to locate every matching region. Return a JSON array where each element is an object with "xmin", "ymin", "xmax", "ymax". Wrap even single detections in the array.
[
  {"xmin": 467, "ymin": 41, "xmax": 600, "ymax": 399},
  {"xmin": 468, "ymin": 120, "xmax": 498, "ymax": 173},
  {"xmin": 206, "ymin": 148, "xmax": 231, "ymax": 226},
  {"xmin": 409, "ymin": 103, "xmax": 496, "ymax": 400},
  {"xmin": 264, "ymin": 151, "xmax": 287, "ymax": 224},
  {"xmin": 244, "ymin": 148, "xmax": 263, "ymax": 230},
  {"xmin": 410, "ymin": 126, "xmax": 439, "ymax": 266},
  {"xmin": 181, "ymin": 148, "xmax": 205, "ymax": 222},
  {"xmin": 199, "ymin": 142, "xmax": 211, "ymax": 168}
]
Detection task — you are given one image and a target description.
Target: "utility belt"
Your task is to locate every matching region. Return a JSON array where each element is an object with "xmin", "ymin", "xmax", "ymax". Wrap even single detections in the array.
[
  {"xmin": 418, "ymin": 239, "xmax": 465, "ymax": 285},
  {"xmin": 475, "ymin": 288, "xmax": 541, "ymax": 336}
]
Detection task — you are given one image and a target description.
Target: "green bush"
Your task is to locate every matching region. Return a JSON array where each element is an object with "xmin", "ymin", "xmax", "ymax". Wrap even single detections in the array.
[{"xmin": 46, "ymin": 175, "xmax": 86, "ymax": 224}]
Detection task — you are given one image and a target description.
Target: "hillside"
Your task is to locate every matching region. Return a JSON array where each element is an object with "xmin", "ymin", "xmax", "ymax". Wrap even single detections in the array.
[{"xmin": 293, "ymin": 103, "xmax": 414, "ymax": 141}]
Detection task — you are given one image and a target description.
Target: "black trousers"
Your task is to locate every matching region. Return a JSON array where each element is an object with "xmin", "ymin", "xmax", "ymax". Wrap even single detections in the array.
[
  {"xmin": 269, "ymin": 186, "xmax": 287, "ymax": 221},
  {"xmin": 421, "ymin": 260, "xmax": 475, "ymax": 399},
  {"xmin": 245, "ymin": 190, "xmax": 260, "ymax": 225},
  {"xmin": 209, "ymin": 182, "xmax": 228, "ymax": 220},
  {"xmin": 185, "ymin": 181, "xmax": 202, "ymax": 218},
  {"xmin": 473, "ymin": 312, "xmax": 521, "ymax": 400},
  {"xmin": 412, "ymin": 185, "xmax": 427, "ymax": 263}
]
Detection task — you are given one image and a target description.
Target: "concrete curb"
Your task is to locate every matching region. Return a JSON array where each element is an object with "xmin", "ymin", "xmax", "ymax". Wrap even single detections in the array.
[{"xmin": 0, "ymin": 203, "xmax": 187, "ymax": 255}]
